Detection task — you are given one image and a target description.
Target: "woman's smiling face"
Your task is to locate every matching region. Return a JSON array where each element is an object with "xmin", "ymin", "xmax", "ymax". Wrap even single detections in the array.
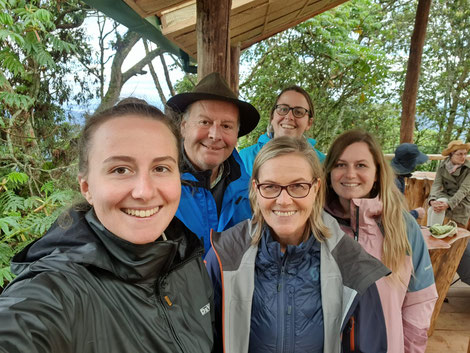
[
  {"xmin": 78, "ymin": 115, "xmax": 181, "ymax": 244},
  {"xmin": 330, "ymin": 142, "xmax": 377, "ymax": 209},
  {"xmin": 271, "ymin": 90, "xmax": 313, "ymax": 138},
  {"xmin": 254, "ymin": 153, "xmax": 319, "ymax": 250}
]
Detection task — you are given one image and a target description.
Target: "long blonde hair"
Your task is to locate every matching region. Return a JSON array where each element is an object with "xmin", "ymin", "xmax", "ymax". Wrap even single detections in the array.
[
  {"xmin": 324, "ymin": 130, "xmax": 411, "ymax": 276},
  {"xmin": 249, "ymin": 136, "xmax": 330, "ymax": 245}
]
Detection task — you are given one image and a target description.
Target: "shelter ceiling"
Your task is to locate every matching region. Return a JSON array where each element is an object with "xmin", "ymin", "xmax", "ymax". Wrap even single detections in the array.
[{"xmin": 123, "ymin": 0, "xmax": 349, "ymax": 58}]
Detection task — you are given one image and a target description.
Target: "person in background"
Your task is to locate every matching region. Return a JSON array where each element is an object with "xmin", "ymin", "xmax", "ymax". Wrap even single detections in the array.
[
  {"xmin": 166, "ymin": 72, "xmax": 260, "ymax": 253},
  {"xmin": 0, "ymin": 100, "xmax": 214, "ymax": 353},
  {"xmin": 428, "ymin": 140, "xmax": 470, "ymax": 227},
  {"xmin": 427, "ymin": 139, "xmax": 470, "ymax": 285},
  {"xmin": 206, "ymin": 136, "xmax": 390, "ymax": 353},
  {"xmin": 324, "ymin": 130, "xmax": 437, "ymax": 353},
  {"xmin": 391, "ymin": 143, "xmax": 429, "ymax": 220},
  {"xmin": 239, "ymin": 85, "xmax": 325, "ymax": 175}
]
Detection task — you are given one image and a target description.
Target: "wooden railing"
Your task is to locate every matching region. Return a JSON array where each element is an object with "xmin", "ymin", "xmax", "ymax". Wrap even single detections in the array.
[{"xmin": 384, "ymin": 154, "xmax": 470, "ymax": 161}]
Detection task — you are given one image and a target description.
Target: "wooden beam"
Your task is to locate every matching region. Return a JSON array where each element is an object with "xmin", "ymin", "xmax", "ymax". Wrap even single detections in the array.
[
  {"xmin": 136, "ymin": 0, "xmax": 192, "ymax": 16},
  {"xmin": 122, "ymin": 0, "xmax": 149, "ymax": 18},
  {"xmin": 400, "ymin": 0, "xmax": 432, "ymax": 143},
  {"xmin": 240, "ymin": 0, "xmax": 348, "ymax": 49},
  {"xmin": 161, "ymin": 2, "xmax": 196, "ymax": 35},
  {"xmin": 230, "ymin": 43, "xmax": 241, "ymax": 95},
  {"xmin": 196, "ymin": 0, "xmax": 232, "ymax": 81}
]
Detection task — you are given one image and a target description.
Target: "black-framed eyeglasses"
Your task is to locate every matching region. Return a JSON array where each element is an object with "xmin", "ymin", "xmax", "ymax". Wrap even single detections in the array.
[
  {"xmin": 256, "ymin": 180, "xmax": 316, "ymax": 199},
  {"xmin": 274, "ymin": 104, "xmax": 310, "ymax": 118}
]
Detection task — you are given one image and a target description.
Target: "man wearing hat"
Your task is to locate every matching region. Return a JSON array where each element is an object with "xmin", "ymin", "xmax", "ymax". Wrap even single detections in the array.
[
  {"xmin": 391, "ymin": 143, "xmax": 429, "ymax": 219},
  {"xmin": 392, "ymin": 143, "xmax": 429, "ymax": 194},
  {"xmin": 167, "ymin": 72, "xmax": 260, "ymax": 253}
]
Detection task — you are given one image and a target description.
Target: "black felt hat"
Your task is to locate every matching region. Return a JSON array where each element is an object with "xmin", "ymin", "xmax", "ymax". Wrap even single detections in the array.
[
  {"xmin": 391, "ymin": 143, "xmax": 428, "ymax": 175},
  {"xmin": 166, "ymin": 72, "xmax": 260, "ymax": 137}
]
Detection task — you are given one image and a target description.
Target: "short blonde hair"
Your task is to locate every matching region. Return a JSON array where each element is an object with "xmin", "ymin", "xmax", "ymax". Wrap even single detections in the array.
[{"xmin": 249, "ymin": 136, "xmax": 330, "ymax": 245}]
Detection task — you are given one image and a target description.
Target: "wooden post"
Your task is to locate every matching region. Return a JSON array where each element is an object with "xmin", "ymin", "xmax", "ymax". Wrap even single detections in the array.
[
  {"xmin": 230, "ymin": 43, "xmax": 240, "ymax": 96},
  {"xmin": 399, "ymin": 0, "xmax": 432, "ymax": 143},
  {"xmin": 196, "ymin": 0, "xmax": 232, "ymax": 82}
]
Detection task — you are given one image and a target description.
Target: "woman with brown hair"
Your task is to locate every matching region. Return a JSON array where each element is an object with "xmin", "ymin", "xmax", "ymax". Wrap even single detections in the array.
[
  {"xmin": 0, "ymin": 100, "xmax": 214, "ymax": 353},
  {"xmin": 239, "ymin": 85, "xmax": 325, "ymax": 175},
  {"xmin": 324, "ymin": 130, "xmax": 438, "ymax": 353}
]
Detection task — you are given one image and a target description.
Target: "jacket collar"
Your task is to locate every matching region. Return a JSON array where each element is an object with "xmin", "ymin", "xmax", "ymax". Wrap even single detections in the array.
[
  {"xmin": 257, "ymin": 226, "xmax": 320, "ymax": 271},
  {"xmin": 11, "ymin": 209, "xmax": 203, "ymax": 284},
  {"xmin": 325, "ymin": 196, "xmax": 383, "ymax": 239}
]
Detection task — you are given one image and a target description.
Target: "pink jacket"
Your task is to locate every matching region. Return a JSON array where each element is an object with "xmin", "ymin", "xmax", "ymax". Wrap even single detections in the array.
[{"xmin": 326, "ymin": 197, "xmax": 437, "ymax": 353}]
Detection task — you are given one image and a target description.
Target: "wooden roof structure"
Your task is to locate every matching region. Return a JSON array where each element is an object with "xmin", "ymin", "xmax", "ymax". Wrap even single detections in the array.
[
  {"xmin": 84, "ymin": 0, "xmax": 432, "ymax": 143},
  {"xmin": 120, "ymin": 0, "xmax": 349, "ymax": 59}
]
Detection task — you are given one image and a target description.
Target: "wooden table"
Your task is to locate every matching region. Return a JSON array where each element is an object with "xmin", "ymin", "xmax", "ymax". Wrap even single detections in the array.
[{"xmin": 421, "ymin": 227, "xmax": 470, "ymax": 336}]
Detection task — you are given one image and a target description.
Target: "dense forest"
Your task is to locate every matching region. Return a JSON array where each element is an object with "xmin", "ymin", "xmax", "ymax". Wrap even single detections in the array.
[{"xmin": 1, "ymin": 0, "xmax": 469, "ymax": 287}]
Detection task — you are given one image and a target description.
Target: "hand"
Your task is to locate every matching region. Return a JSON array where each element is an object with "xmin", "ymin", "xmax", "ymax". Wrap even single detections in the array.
[
  {"xmin": 431, "ymin": 200, "xmax": 449, "ymax": 213},
  {"xmin": 414, "ymin": 207, "xmax": 425, "ymax": 219}
]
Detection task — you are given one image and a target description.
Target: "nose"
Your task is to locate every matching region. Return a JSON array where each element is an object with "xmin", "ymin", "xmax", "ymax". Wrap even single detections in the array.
[
  {"xmin": 276, "ymin": 188, "xmax": 293, "ymax": 205},
  {"xmin": 208, "ymin": 123, "xmax": 221, "ymax": 140},
  {"xmin": 132, "ymin": 174, "xmax": 156, "ymax": 201},
  {"xmin": 285, "ymin": 109, "xmax": 295, "ymax": 120},
  {"xmin": 345, "ymin": 165, "xmax": 356, "ymax": 179}
]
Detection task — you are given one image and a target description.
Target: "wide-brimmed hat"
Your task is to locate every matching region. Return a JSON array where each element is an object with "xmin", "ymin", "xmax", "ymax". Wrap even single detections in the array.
[
  {"xmin": 166, "ymin": 72, "xmax": 260, "ymax": 137},
  {"xmin": 391, "ymin": 143, "xmax": 428, "ymax": 175},
  {"xmin": 442, "ymin": 140, "xmax": 470, "ymax": 156}
]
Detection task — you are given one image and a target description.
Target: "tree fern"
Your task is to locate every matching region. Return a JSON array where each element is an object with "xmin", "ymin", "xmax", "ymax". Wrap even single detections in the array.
[
  {"xmin": 0, "ymin": 266, "xmax": 14, "ymax": 288},
  {"xmin": 0, "ymin": 191, "xmax": 25, "ymax": 212},
  {"xmin": 5, "ymin": 172, "xmax": 28, "ymax": 190},
  {"xmin": 0, "ymin": 215, "xmax": 20, "ymax": 237}
]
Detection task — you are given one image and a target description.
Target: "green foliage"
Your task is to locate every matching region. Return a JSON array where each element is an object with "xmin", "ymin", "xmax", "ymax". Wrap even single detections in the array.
[
  {"xmin": 239, "ymin": 0, "xmax": 396, "ymax": 152},
  {"xmin": 0, "ymin": 175, "xmax": 77, "ymax": 288}
]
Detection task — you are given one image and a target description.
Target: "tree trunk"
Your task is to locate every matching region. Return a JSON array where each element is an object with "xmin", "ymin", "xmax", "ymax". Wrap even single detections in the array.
[
  {"xmin": 196, "ymin": 0, "xmax": 231, "ymax": 82},
  {"xmin": 399, "ymin": 0, "xmax": 432, "ymax": 143},
  {"xmin": 443, "ymin": 64, "xmax": 469, "ymax": 144},
  {"xmin": 160, "ymin": 54, "xmax": 175, "ymax": 96},
  {"xmin": 96, "ymin": 31, "xmax": 165, "ymax": 112},
  {"xmin": 144, "ymin": 40, "xmax": 167, "ymax": 105}
]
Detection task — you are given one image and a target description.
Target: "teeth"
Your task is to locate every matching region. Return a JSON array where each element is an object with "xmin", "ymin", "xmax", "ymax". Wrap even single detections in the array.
[
  {"xmin": 273, "ymin": 210, "xmax": 296, "ymax": 216},
  {"xmin": 124, "ymin": 207, "xmax": 160, "ymax": 218},
  {"xmin": 204, "ymin": 144, "xmax": 222, "ymax": 150},
  {"xmin": 280, "ymin": 124, "xmax": 295, "ymax": 129},
  {"xmin": 342, "ymin": 183, "xmax": 359, "ymax": 187}
]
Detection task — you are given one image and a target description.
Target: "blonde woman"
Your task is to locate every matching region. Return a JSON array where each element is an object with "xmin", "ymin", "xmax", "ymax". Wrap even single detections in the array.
[
  {"xmin": 206, "ymin": 136, "xmax": 390, "ymax": 353},
  {"xmin": 324, "ymin": 130, "xmax": 438, "ymax": 353}
]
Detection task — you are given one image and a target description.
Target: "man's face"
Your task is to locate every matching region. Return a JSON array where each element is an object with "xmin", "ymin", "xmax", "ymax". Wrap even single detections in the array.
[{"xmin": 181, "ymin": 100, "xmax": 239, "ymax": 175}]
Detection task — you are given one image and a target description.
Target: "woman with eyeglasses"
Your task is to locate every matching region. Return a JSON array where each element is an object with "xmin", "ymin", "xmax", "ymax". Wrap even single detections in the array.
[
  {"xmin": 206, "ymin": 136, "xmax": 390, "ymax": 353},
  {"xmin": 324, "ymin": 130, "xmax": 438, "ymax": 353},
  {"xmin": 239, "ymin": 86, "xmax": 325, "ymax": 175}
]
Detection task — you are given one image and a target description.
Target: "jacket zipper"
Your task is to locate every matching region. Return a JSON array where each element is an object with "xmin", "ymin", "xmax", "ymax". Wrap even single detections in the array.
[
  {"xmin": 278, "ymin": 254, "xmax": 288, "ymax": 353},
  {"xmin": 353, "ymin": 205, "xmax": 360, "ymax": 241},
  {"xmin": 158, "ymin": 292, "xmax": 186, "ymax": 352},
  {"xmin": 154, "ymin": 246, "xmax": 205, "ymax": 353}
]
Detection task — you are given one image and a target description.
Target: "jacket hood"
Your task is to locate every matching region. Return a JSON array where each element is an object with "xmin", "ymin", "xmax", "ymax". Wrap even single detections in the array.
[{"xmin": 11, "ymin": 209, "xmax": 203, "ymax": 284}]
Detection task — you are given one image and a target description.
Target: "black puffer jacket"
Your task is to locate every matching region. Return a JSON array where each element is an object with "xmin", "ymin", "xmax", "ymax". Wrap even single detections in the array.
[{"xmin": 0, "ymin": 209, "xmax": 214, "ymax": 353}]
